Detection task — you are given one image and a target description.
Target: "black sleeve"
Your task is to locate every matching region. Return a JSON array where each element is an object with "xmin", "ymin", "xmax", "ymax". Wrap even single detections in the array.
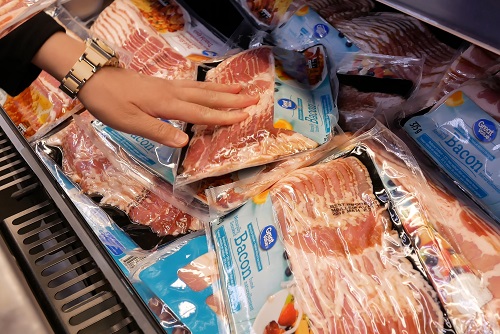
[{"xmin": 0, "ymin": 11, "xmax": 65, "ymax": 96}]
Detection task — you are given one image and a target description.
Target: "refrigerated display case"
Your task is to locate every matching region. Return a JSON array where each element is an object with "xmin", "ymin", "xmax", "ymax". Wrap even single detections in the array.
[{"xmin": 0, "ymin": 1, "xmax": 499, "ymax": 334}]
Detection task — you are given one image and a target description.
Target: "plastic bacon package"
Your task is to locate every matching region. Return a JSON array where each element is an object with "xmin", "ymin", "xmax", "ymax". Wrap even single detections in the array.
[
  {"xmin": 0, "ymin": 0, "xmax": 55, "ymax": 37},
  {"xmin": 0, "ymin": 70, "xmax": 84, "ymax": 142},
  {"xmin": 208, "ymin": 120, "xmax": 499, "ymax": 334},
  {"xmin": 335, "ymin": 52, "xmax": 424, "ymax": 132},
  {"xmin": 35, "ymin": 111, "xmax": 210, "ymax": 250},
  {"xmin": 89, "ymin": 0, "xmax": 197, "ymax": 80},
  {"xmin": 175, "ymin": 44, "xmax": 340, "ymax": 187},
  {"xmin": 230, "ymin": 0, "xmax": 304, "ymax": 31},
  {"xmin": 403, "ymin": 75, "xmax": 500, "ymax": 223},
  {"xmin": 128, "ymin": 231, "xmax": 226, "ymax": 334}
]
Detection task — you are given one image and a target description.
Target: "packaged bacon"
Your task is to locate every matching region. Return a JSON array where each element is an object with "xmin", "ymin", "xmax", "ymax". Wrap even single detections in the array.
[
  {"xmin": 127, "ymin": 0, "xmax": 232, "ymax": 62},
  {"xmin": 0, "ymin": 0, "xmax": 54, "ymax": 37},
  {"xmin": 333, "ymin": 12, "xmax": 459, "ymax": 105},
  {"xmin": 306, "ymin": 0, "xmax": 375, "ymax": 25},
  {"xmin": 270, "ymin": 5, "xmax": 361, "ymax": 65},
  {"xmin": 335, "ymin": 53, "xmax": 424, "ymax": 132},
  {"xmin": 36, "ymin": 111, "xmax": 208, "ymax": 250},
  {"xmin": 403, "ymin": 76, "xmax": 500, "ymax": 223},
  {"xmin": 129, "ymin": 232, "xmax": 225, "ymax": 334},
  {"xmin": 0, "ymin": 71, "xmax": 83, "ymax": 142},
  {"xmin": 363, "ymin": 125, "xmax": 500, "ymax": 333},
  {"xmin": 230, "ymin": 0, "xmax": 302, "ymax": 30},
  {"xmin": 428, "ymin": 44, "xmax": 500, "ymax": 105},
  {"xmin": 209, "ymin": 124, "xmax": 452, "ymax": 334},
  {"xmin": 176, "ymin": 45, "xmax": 339, "ymax": 186},
  {"xmin": 91, "ymin": 119, "xmax": 183, "ymax": 185},
  {"xmin": 90, "ymin": 0, "xmax": 196, "ymax": 80}
]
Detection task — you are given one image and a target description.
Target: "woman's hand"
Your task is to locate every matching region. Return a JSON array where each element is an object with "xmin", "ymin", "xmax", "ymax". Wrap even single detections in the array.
[
  {"xmin": 33, "ymin": 32, "xmax": 258, "ymax": 147},
  {"xmin": 78, "ymin": 67, "xmax": 258, "ymax": 146}
]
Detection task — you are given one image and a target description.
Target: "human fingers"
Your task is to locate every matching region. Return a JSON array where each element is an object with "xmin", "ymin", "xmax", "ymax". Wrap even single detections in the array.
[
  {"xmin": 178, "ymin": 87, "xmax": 260, "ymax": 109},
  {"xmin": 170, "ymin": 80, "xmax": 245, "ymax": 93},
  {"xmin": 119, "ymin": 109, "xmax": 190, "ymax": 147},
  {"xmin": 156, "ymin": 100, "xmax": 249, "ymax": 125}
]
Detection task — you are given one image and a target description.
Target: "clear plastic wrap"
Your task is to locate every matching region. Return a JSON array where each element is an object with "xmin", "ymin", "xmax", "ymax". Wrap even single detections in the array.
[
  {"xmin": 229, "ymin": 0, "xmax": 303, "ymax": 31},
  {"xmin": 0, "ymin": 0, "xmax": 54, "ymax": 37},
  {"xmin": 333, "ymin": 12, "xmax": 459, "ymax": 106},
  {"xmin": 129, "ymin": 232, "xmax": 225, "ymax": 334},
  {"xmin": 36, "ymin": 111, "xmax": 208, "ymax": 250},
  {"xmin": 306, "ymin": 0, "xmax": 375, "ymax": 25},
  {"xmin": 335, "ymin": 52, "xmax": 424, "ymax": 132},
  {"xmin": 428, "ymin": 44, "xmax": 500, "ymax": 105},
  {"xmin": 210, "ymin": 120, "xmax": 499, "ymax": 333},
  {"xmin": 176, "ymin": 45, "xmax": 339, "ymax": 186},
  {"xmin": 209, "ymin": 122, "xmax": 449, "ymax": 333},
  {"xmin": 0, "ymin": 70, "xmax": 84, "ymax": 142},
  {"xmin": 270, "ymin": 5, "xmax": 360, "ymax": 65},
  {"xmin": 126, "ymin": 0, "xmax": 230, "ymax": 62},
  {"xmin": 89, "ymin": 0, "xmax": 196, "ymax": 80},
  {"xmin": 403, "ymin": 76, "xmax": 500, "ymax": 223}
]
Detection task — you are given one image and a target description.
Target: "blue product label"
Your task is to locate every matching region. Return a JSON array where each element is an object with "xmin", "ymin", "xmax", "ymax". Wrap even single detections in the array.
[
  {"xmin": 273, "ymin": 45, "xmax": 337, "ymax": 144},
  {"xmin": 271, "ymin": 7, "xmax": 360, "ymax": 65},
  {"xmin": 138, "ymin": 235, "xmax": 220, "ymax": 334},
  {"xmin": 92, "ymin": 120, "xmax": 180, "ymax": 184},
  {"xmin": 404, "ymin": 91, "xmax": 500, "ymax": 221},
  {"xmin": 211, "ymin": 192, "xmax": 292, "ymax": 334}
]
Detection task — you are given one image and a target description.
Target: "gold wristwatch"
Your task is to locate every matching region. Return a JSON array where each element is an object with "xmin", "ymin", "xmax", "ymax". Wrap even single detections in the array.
[{"xmin": 59, "ymin": 38, "xmax": 120, "ymax": 99}]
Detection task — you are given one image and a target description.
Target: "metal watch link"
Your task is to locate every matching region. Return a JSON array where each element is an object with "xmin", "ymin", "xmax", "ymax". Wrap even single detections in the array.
[{"xmin": 59, "ymin": 38, "xmax": 120, "ymax": 99}]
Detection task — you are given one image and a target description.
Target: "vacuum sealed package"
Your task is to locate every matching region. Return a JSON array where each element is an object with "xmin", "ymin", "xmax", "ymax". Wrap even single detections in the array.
[
  {"xmin": 203, "ymin": 132, "xmax": 351, "ymax": 216},
  {"xmin": 35, "ymin": 144, "xmax": 204, "ymax": 333},
  {"xmin": 176, "ymin": 45, "xmax": 339, "ymax": 186},
  {"xmin": 429, "ymin": 44, "xmax": 500, "ymax": 105},
  {"xmin": 90, "ymin": 0, "xmax": 196, "ymax": 80},
  {"xmin": 230, "ymin": 0, "xmax": 301, "ymax": 30},
  {"xmin": 306, "ymin": 0, "xmax": 375, "ymax": 25},
  {"xmin": 335, "ymin": 53, "xmax": 424, "ymax": 131},
  {"xmin": 333, "ymin": 12, "xmax": 458, "ymax": 104},
  {"xmin": 365, "ymin": 125, "xmax": 500, "ymax": 333},
  {"xmin": 209, "ymin": 123, "xmax": 451, "ymax": 334},
  {"xmin": 128, "ymin": 0, "xmax": 231, "ymax": 61},
  {"xmin": 92, "ymin": 119, "xmax": 183, "ymax": 184},
  {"xmin": 0, "ymin": 71, "xmax": 83, "ymax": 142},
  {"xmin": 270, "ymin": 5, "xmax": 360, "ymax": 65},
  {"xmin": 130, "ymin": 232, "xmax": 224, "ymax": 334},
  {"xmin": 36, "ymin": 111, "xmax": 207, "ymax": 250},
  {"xmin": 403, "ymin": 76, "xmax": 500, "ymax": 222},
  {"xmin": 0, "ymin": 0, "xmax": 54, "ymax": 37}
]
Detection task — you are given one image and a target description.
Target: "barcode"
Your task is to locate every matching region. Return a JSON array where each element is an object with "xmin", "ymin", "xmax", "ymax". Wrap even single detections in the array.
[{"xmin": 119, "ymin": 254, "xmax": 146, "ymax": 271}]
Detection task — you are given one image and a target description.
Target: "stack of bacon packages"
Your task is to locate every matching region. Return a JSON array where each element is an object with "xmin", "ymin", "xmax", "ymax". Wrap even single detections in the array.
[{"xmin": 208, "ymin": 120, "xmax": 499, "ymax": 334}]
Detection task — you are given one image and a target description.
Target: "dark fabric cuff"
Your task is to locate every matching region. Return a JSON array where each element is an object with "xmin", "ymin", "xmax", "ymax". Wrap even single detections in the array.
[{"xmin": 0, "ymin": 11, "xmax": 65, "ymax": 96}]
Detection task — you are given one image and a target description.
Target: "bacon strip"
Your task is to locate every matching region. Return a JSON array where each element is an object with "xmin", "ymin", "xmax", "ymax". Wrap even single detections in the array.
[{"xmin": 270, "ymin": 156, "xmax": 444, "ymax": 334}]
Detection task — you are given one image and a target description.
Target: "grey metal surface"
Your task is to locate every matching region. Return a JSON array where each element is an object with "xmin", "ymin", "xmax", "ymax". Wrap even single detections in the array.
[
  {"xmin": 375, "ymin": 0, "xmax": 500, "ymax": 55},
  {"xmin": 0, "ymin": 108, "xmax": 160, "ymax": 334},
  {"xmin": 0, "ymin": 235, "xmax": 53, "ymax": 334}
]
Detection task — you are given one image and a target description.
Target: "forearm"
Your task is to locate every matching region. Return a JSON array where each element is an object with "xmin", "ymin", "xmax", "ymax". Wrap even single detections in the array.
[{"xmin": 32, "ymin": 31, "xmax": 86, "ymax": 82}]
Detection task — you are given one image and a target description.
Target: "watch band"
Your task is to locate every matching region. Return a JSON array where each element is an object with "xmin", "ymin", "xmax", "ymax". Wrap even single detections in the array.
[{"xmin": 59, "ymin": 38, "xmax": 119, "ymax": 99}]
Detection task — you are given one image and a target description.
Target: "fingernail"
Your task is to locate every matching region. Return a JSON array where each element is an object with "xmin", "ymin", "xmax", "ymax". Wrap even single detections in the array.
[{"xmin": 174, "ymin": 131, "xmax": 189, "ymax": 146}]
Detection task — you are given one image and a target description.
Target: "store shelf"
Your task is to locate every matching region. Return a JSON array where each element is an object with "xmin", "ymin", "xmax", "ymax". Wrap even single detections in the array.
[
  {"xmin": 0, "ymin": 107, "xmax": 162, "ymax": 334},
  {"xmin": 375, "ymin": 0, "xmax": 500, "ymax": 55}
]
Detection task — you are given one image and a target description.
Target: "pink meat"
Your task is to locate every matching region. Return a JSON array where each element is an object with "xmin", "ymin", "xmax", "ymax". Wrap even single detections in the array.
[
  {"xmin": 45, "ymin": 112, "xmax": 201, "ymax": 237},
  {"xmin": 367, "ymin": 135, "xmax": 500, "ymax": 333},
  {"xmin": 269, "ymin": 156, "xmax": 444, "ymax": 334},
  {"xmin": 307, "ymin": 0, "xmax": 375, "ymax": 24},
  {"xmin": 90, "ymin": 0, "xmax": 194, "ymax": 80},
  {"xmin": 334, "ymin": 13, "xmax": 457, "ymax": 100},
  {"xmin": 179, "ymin": 47, "xmax": 318, "ymax": 184},
  {"xmin": 451, "ymin": 76, "xmax": 500, "ymax": 122}
]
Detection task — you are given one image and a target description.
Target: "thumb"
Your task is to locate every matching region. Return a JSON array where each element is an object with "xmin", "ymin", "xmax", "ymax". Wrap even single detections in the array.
[{"xmin": 125, "ymin": 113, "xmax": 189, "ymax": 147}]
